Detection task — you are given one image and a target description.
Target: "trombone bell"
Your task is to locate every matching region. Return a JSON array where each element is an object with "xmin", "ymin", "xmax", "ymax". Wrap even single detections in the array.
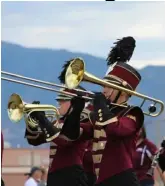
[
  {"xmin": 65, "ymin": 58, "xmax": 85, "ymax": 89},
  {"xmin": 8, "ymin": 94, "xmax": 24, "ymax": 123}
]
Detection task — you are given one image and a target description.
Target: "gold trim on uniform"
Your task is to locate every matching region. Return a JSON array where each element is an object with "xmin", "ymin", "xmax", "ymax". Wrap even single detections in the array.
[
  {"xmin": 93, "ymin": 154, "xmax": 102, "ymax": 163},
  {"xmin": 46, "ymin": 132, "xmax": 60, "ymax": 142},
  {"xmin": 95, "ymin": 168, "xmax": 100, "ymax": 177},
  {"xmin": 50, "ymin": 149, "xmax": 57, "ymax": 156},
  {"xmin": 126, "ymin": 115, "xmax": 136, "ymax": 121},
  {"xmin": 95, "ymin": 114, "xmax": 136, "ymax": 126},
  {"xmin": 96, "ymin": 117, "xmax": 118, "ymax": 126},
  {"xmin": 94, "ymin": 129, "xmax": 106, "ymax": 138},
  {"xmin": 92, "ymin": 141, "xmax": 107, "ymax": 151}
]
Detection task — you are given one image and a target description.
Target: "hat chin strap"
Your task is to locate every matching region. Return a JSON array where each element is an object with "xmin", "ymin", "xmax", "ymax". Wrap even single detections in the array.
[
  {"xmin": 107, "ymin": 89, "xmax": 121, "ymax": 105},
  {"xmin": 113, "ymin": 91, "xmax": 122, "ymax": 104}
]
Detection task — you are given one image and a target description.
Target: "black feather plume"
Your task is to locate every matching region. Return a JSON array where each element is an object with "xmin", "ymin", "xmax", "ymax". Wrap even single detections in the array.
[
  {"xmin": 58, "ymin": 59, "xmax": 74, "ymax": 84},
  {"xmin": 106, "ymin": 36, "xmax": 136, "ymax": 66}
]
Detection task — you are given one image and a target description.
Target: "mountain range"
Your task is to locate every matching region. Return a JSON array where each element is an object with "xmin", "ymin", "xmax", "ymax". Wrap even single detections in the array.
[{"xmin": 1, "ymin": 41, "xmax": 165, "ymax": 148}]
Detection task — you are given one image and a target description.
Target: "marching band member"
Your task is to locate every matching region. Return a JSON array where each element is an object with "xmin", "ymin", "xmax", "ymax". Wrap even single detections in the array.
[
  {"xmin": 63, "ymin": 36, "xmax": 144, "ymax": 186},
  {"xmin": 24, "ymin": 66, "xmax": 93, "ymax": 186},
  {"xmin": 25, "ymin": 91, "xmax": 88, "ymax": 186},
  {"xmin": 58, "ymin": 60, "xmax": 96, "ymax": 186},
  {"xmin": 133, "ymin": 126, "xmax": 157, "ymax": 186}
]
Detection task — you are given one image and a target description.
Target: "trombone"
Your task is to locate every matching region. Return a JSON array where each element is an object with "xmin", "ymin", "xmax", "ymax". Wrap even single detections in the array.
[
  {"xmin": 7, "ymin": 93, "xmax": 60, "ymax": 128},
  {"xmin": 1, "ymin": 57, "xmax": 164, "ymax": 117}
]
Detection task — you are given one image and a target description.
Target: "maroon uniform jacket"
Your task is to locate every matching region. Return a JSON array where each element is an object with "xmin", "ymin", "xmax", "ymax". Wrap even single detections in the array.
[
  {"xmin": 49, "ymin": 122, "xmax": 88, "ymax": 172},
  {"xmin": 25, "ymin": 120, "xmax": 88, "ymax": 173},
  {"xmin": 81, "ymin": 106, "xmax": 144, "ymax": 184},
  {"xmin": 133, "ymin": 139, "xmax": 157, "ymax": 181},
  {"xmin": 82, "ymin": 105, "xmax": 95, "ymax": 175}
]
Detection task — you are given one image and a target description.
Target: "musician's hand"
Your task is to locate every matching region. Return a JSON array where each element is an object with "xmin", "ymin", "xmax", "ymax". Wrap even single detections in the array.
[
  {"xmin": 30, "ymin": 101, "xmax": 45, "ymax": 121},
  {"xmin": 93, "ymin": 92, "xmax": 108, "ymax": 112},
  {"xmin": 92, "ymin": 92, "xmax": 114, "ymax": 122},
  {"xmin": 71, "ymin": 96, "xmax": 85, "ymax": 113}
]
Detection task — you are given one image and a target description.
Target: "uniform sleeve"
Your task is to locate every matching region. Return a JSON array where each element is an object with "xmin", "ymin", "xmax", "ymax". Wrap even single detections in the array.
[
  {"xmin": 104, "ymin": 107, "xmax": 144, "ymax": 137},
  {"xmin": 52, "ymin": 135, "xmax": 74, "ymax": 147},
  {"xmin": 52, "ymin": 122, "xmax": 93, "ymax": 146},
  {"xmin": 104, "ymin": 116, "xmax": 139, "ymax": 137},
  {"xmin": 24, "ymin": 123, "xmax": 46, "ymax": 146},
  {"xmin": 80, "ymin": 122, "xmax": 93, "ymax": 140}
]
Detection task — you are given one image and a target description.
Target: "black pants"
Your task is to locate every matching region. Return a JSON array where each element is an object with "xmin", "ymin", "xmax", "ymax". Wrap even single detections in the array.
[
  {"xmin": 47, "ymin": 165, "xmax": 88, "ymax": 186},
  {"xmin": 95, "ymin": 169, "xmax": 140, "ymax": 186},
  {"xmin": 86, "ymin": 172, "xmax": 97, "ymax": 186}
]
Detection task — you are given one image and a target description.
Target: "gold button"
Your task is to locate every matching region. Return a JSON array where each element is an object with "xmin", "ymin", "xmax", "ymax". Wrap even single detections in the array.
[
  {"xmin": 98, "ymin": 109, "xmax": 102, "ymax": 113},
  {"xmin": 47, "ymin": 134, "xmax": 50, "ymax": 137},
  {"xmin": 100, "ymin": 143, "xmax": 104, "ymax": 147},
  {"xmin": 99, "ymin": 117, "xmax": 103, "ymax": 121},
  {"xmin": 99, "ymin": 113, "xmax": 102, "ymax": 117}
]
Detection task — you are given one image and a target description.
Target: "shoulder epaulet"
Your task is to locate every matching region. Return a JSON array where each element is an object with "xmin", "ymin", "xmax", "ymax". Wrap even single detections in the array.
[{"xmin": 123, "ymin": 106, "xmax": 144, "ymax": 129}]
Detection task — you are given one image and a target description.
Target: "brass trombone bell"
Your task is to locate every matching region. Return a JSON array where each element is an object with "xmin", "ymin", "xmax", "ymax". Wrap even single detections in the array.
[
  {"xmin": 65, "ymin": 58, "xmax": 164, "ymax": 117},
  {"xmin": 8, "ymin": 93, "xmax": 60, "ymax": 128}
]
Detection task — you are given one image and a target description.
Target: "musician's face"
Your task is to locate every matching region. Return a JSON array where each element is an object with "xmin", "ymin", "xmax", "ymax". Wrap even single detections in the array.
[
  {"xmin": 102, "ymin": 86, "xmax": 129, "ymax": 103},
  {"xmin": 58, "ymin": 100, "xmax": 71, "ymax": 116},
  {"xmin": 102, "ymin": 86, "xmax": 119, "ymax": 102}
]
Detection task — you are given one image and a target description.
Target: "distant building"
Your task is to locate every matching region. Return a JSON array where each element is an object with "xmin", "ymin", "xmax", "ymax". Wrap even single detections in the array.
[{"xmin": 2, "ymin": 148, "xmax": 49, "ymax": 186}]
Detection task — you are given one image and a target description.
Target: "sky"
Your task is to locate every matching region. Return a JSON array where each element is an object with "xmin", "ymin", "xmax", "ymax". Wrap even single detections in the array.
[{"xmin": 1, "ymin": 1, "xmax": 165, "ymax": 69}]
